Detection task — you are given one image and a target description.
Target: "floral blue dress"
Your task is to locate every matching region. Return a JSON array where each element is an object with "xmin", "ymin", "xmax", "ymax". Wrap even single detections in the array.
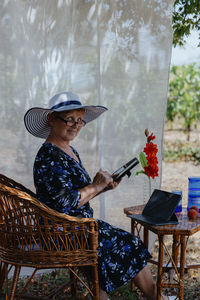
[{"xmin": 34, "ymin": 143, "xmax": 151, "ymax": 293}]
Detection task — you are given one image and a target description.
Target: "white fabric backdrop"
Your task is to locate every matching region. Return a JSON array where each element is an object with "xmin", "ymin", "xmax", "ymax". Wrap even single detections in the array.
[{"xmin": 0, "ymin": 0, "xmax": 174, "ymax": 231}]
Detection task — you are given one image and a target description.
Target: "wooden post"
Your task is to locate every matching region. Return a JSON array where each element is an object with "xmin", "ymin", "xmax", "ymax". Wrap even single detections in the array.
[
  {"xmin": 179, "ymin": 235, "xmax": 186, "ymax": 300},
  {"xmin": 157, "ymin": 235, "xmax": 164, "ymax": 300},
  {"xmin": 143, "ymin": 227, "xmax": 149, "ymax": 250},
  {"xmin": 169, "ymin": 234, "xmax": 180, "ymax": 282}
]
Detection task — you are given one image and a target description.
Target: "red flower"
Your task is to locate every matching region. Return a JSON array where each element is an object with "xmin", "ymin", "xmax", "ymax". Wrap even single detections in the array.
[
  {"xmin": 144, "ymin": 165, "xmax": 159, "ymax": 179},
  {"xmin": 147, "ymin": 133, "xmax": 155, "ymax": 142},
  {"xmin": 144, "ymin": 142, "xmax": 158, "ymax": 156},
  {"xmin": 144, "ymin": 129, "xmax": 149, "ymax": 136},
  {"xmin": 147, "ymin": 156, "xmax": 158, "ymax": 165},
  {"xmin": 142, "ymin": 129, "xmax": 159, "ymax": 179}
]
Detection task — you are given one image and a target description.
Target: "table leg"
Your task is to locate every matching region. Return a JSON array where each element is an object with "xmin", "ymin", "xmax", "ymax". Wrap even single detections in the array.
[
  {"xmin": 143, "ymin": 227, "xmax": 149, "ymax": 250},
  {"xmin": 157, "ymin": 235, "xmax": 164, "ymax": 300},
  {"xmin": 131, "ymin": 218, "xmax": 136, "ymax": 236},
  {"xmin": 169, "ymin": 234, "xmax": 180, "ymax": 282},
  {"xmin": 130, "ymin": 219, "xmax": 149, "ymax": 292},
  {"xmin": 179, "ymin": 235, "xmax": 186, "ymax": 300}
]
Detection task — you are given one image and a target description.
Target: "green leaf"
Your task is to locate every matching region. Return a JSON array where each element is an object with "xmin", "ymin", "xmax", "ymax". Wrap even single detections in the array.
[
  {"xmin": 139, "ymin": 152, "xmax": 148, "ymax": 168},
  {"xmin": 135, "ymin": 170, "xmax": 145, "ymax": 176}
]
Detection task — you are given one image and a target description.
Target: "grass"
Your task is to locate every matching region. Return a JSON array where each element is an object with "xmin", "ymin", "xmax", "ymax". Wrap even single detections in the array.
[
  {"xmin": 163, "ymin": 126, "xmax": 200, "ymax": 164},
  {"xmin": 164, "ymin": 144, "xmax": 200, "ymax": 164},
  {"xmin": 2, "ymin": 269, "xmax": 200, "ymax": 299},
  {"xmin": 2, "ymin": 250, "xmax": 200, "ymax": 300},
  {"xmin": 1, "ymin": 269, "xmax": 140, "ymax": 299}
]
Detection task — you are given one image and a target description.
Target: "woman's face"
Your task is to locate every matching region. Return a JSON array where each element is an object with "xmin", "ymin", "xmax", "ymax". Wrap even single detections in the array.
[{"xmin": 48, "ymin": 109, "xmax": 85, "ymax": 143}]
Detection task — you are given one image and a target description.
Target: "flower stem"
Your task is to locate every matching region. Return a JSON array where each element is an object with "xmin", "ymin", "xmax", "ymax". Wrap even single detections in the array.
[{"xmin": 149, "ymin": 177, "xmax": 151, "ymax": 198}]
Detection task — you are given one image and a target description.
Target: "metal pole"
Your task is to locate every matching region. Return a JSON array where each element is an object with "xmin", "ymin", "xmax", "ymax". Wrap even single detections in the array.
[{"xmin": 96, "ymin": 0, "xmax": 105, "ymax": 220}]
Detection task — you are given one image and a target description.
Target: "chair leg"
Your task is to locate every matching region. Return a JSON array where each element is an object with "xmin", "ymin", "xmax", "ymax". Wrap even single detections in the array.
[
  {"xmin": 9, "ymin": 265, "xmax": 21, "ymax": 300},
  {"xmin": 70, "ymin": 267, "xmax": 77, "ymax": 297},
  {"xmin": 91, "ymin": 264, "xmax": 99, "ymax": 300},
  {"xmin": 0, "ymin": 261, "xmax": 7, "ymax": 293},
  {"xmin": 70, "ymin": 266, "xmax": 98, "ymax": 299}
]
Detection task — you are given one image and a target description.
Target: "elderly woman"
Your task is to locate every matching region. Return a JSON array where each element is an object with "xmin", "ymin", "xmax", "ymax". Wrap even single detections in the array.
[{"xmin": 24, "ymin": 92, "xmax": 158, "ymax": 300}]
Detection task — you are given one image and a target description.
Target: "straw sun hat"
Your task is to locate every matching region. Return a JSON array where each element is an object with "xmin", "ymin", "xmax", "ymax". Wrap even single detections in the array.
[{"xmin": 24, "ymin": 92, "xmax": 108, "ymax": 139}]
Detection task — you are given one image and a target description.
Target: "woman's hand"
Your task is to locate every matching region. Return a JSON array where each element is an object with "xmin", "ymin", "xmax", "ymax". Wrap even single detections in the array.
[
  {"xmin": 104, "ymin": 178, "xmax": 122, "ymax": 191},
  {"xmin": 78, "ymin": 169, "xmax": 122, "ymax": 207},
  {"xmin": 92, "ymin": 169, "xmax": 121, "ymax": 194}
]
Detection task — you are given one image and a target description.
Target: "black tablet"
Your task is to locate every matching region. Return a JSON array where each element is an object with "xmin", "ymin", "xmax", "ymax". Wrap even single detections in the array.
[{"xmin": 112, "ymin": 157, "xmax": 139, "ymax": 181}]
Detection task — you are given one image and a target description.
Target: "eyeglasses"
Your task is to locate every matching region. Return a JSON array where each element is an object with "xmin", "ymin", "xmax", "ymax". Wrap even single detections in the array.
[{"xmin": 56, "ymin": 116, "xmax": 86, "ymax": 127}]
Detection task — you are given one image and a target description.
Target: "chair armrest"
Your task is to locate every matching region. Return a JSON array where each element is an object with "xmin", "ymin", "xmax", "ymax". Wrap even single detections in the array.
[{"xmin": 0, "ymin": 183, "xmax": 96, "ymax": 224}]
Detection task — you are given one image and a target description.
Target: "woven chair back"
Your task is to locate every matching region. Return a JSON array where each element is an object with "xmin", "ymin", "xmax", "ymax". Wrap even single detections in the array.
[
  {"xmin": 0, "ymin": 173, "xmax": 36, "ymax": 197},
  {"xmin": 0, "ymin": 182, "xmax": 98, "ymax": 268},
  {"xmin": 0, "ymin": 175, "xmax": 99, "ymax": 299}
]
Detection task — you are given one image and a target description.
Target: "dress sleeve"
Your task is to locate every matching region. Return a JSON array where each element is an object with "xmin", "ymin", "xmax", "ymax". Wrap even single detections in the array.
[{"xmin": 34, "ymin": 152, "xmax": 81, "ymax": 213}]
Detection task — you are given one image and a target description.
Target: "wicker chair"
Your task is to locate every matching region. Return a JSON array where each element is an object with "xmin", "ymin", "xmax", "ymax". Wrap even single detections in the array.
[{"xmin": 0, "ymin": 174, "xmax": 99, "ymax": 300}]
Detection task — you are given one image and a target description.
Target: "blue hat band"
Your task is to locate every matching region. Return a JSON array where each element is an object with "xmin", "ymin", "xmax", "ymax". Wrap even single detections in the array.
[{"xmin": 51, "ymin": 100, "xmax": 82, "ymax": 110}]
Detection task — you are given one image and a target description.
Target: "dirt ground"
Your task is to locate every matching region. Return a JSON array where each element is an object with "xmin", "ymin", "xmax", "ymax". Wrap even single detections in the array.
[
  {"xmin": 161, "ymin": 129, "xmax": 200, "ymax": 206},
  {"xmin": 161, "ymin": 160, "xmax": 200, "ymax": 207},
  {"xmin": 156, "ymin": 129, "xmax": 200, "ymax": 288}
]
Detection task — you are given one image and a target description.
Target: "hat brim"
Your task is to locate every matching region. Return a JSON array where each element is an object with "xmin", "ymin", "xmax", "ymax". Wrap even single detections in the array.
[{"xmin": 24, "ymin": 105, "xmax": 107, "ymax": 139}]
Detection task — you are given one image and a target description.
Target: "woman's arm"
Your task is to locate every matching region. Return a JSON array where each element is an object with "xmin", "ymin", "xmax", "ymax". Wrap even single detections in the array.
[
  {"xmin": 34, "ymin": 148, "xmax": 121, "ymax": 212},
  {"xmin": 77, "ymin": 169, "xmax": 120, "ymax": 208}
]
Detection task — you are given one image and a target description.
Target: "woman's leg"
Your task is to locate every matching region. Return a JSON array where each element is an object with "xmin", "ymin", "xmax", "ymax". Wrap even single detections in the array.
[
  {"xmin": 133, "ymin": 265, "xmax": 171, "ymax": 300},
  {"xmin": 133, "ymin": 265, "xmax": 157, "ymax": 300},
  {"xmin": 99, "ymin": 266, "xmax": 171, "ymax": 300},
  {"xmin": 99, "ymin": 266, "xmax": 156, "ymax": 300}
]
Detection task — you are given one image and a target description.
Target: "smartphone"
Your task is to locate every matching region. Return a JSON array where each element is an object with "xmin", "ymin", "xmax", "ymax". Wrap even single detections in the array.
[{"xmin": 112, "ymin": 157, "xmax": 139, "ymax": 181}]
